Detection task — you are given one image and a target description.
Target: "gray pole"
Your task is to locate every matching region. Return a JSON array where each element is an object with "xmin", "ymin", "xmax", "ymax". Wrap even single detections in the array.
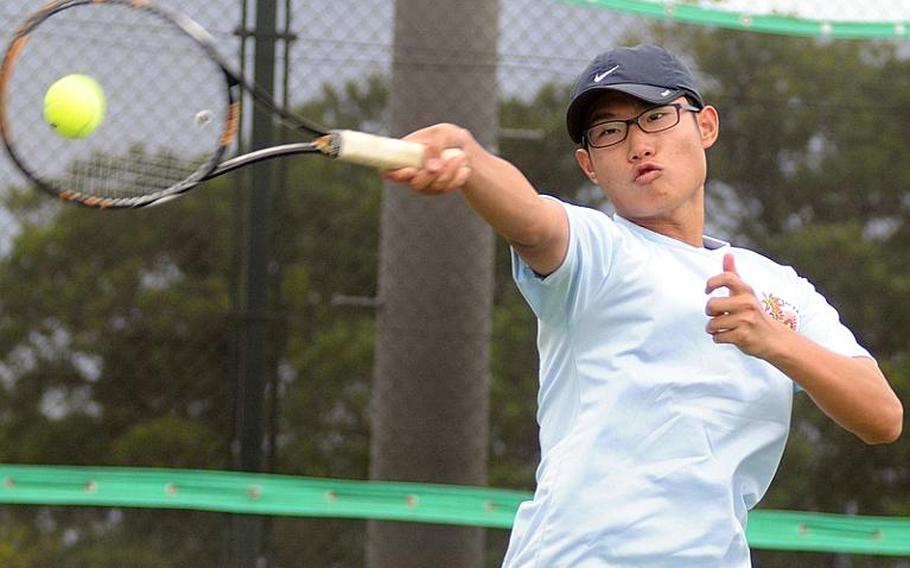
[
  {"xmin": 232, "ymin": 0, "xmax": 277, "ymax": 566},
  {"xmin": 368, "ymin": 1, "xmax": 499, "ymax": 567}
]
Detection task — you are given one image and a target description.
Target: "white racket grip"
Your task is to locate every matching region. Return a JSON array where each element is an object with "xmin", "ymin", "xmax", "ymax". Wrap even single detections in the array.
[{"xmin": 322, "ymin": 129, "xmax": 464, "ymax": 170}]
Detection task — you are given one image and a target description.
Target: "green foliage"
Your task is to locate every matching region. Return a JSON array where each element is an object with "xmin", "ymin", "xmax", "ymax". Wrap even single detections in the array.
[
  {"xmin": 269, "ymin": 78, "xmax": 384, "ymax": 483},
  {"xmin": 50, "ymin": 542, "xmax": 173, "ymax": 568},
  {"xmin": 499, "ymin": 83, "xmax": 588, "ymax": 199},
  {"xmin": 488, "ymin": 273, "xmax": 539, "ymax": 490},
  {"xmin": 112, "ymin": 416, "xmax": 223, "ymax": 468},
  {"xmin": 0, "ymin": 517, "xmax": 59, "ymax": 568},
  {"xmin": 251, "ymin": 77, "xmax": 386, "ymax": 566},
  {"xmin": 0, "ymin": 77, "xmax": 386, "ymax": 566}
]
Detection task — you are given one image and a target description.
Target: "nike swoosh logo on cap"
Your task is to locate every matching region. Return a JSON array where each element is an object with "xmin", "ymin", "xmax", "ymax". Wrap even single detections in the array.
[{"xmin": 593, "ymin": 65, "xmax": 620, "ymax": 82}]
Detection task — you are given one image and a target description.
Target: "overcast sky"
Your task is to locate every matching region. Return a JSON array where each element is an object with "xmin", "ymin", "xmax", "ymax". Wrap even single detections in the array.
[{"xmin": 690, "ymin": 0, "xmax": 910, "ymax": 22}]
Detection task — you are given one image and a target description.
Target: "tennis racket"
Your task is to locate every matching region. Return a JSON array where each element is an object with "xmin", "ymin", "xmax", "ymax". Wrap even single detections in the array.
[{"xmin": 0, "ymin": 0, "xmax": 459, "ymax": 209}]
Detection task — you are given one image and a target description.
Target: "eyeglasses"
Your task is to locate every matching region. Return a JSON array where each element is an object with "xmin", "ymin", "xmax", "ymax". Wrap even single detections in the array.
[{"xmin": 583, "ymin": 103, "xmax": 701, "ymax": 149}]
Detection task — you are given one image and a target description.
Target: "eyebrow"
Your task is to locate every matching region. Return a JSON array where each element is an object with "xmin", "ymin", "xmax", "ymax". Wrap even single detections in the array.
[
  {"xmin": 589, "ymin": 110, "xmax": 621, "ymax": 123},
  {"xmin": 589, "ymin": 105, "xmax": 650, "ymax": 123}
]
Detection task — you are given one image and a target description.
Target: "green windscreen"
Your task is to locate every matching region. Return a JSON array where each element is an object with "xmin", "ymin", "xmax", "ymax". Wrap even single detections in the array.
[
  {"xmin": 2, "ymin": 464, "xmax": 909, "ymax": 556},
  {"xmin": 561, "ymin": 0, "xmax": 910, "ymax": 39}
]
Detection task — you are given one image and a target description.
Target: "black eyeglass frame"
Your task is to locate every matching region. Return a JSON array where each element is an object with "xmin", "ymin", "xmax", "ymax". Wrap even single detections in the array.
[{"xmin": 582, "ymin": 103, "xmax": 702, "ymax": 149}]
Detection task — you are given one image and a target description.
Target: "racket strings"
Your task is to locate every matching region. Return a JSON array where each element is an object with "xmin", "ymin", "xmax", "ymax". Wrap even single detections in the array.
[{"xmin": 60, "ymin": 151, "xmax": 204, "ymax": 200}]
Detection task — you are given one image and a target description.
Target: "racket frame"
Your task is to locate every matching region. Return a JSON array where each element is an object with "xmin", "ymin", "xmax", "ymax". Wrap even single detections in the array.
[{"xmin": 0, "ymin": 0, "xmax": 329, "ymax": 209}]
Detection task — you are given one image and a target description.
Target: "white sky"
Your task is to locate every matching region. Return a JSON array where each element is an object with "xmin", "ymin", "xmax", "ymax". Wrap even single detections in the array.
[{"xmin": 691, "ymin": 0, "xmax": 910, "ymax": 22}]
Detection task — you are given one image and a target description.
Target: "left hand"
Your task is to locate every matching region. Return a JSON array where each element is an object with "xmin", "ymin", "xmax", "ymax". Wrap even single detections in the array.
[{"xmin": 704, "ymin": 253, "xmax": 792, "ymax": 359}]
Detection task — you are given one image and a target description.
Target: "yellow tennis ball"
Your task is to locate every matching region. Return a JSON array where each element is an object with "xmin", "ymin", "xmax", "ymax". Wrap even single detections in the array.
[{"xmin": 43, "ymin": 74, "xmax": 106, "ymax": 139}]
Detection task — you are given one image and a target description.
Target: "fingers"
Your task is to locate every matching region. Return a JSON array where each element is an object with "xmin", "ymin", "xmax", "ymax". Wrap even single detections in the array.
[
  {"xmin": 704, "ymin": 295, "xmax": 752, "ymax": 317},
  {"xmin": 705, "ymin": 253, "xmax": 753, "ymax": 296},
  {"xmin": 704, "ymin": 257, "xmax": 760, "ymax": 348},
  {"xmin": 704, "ymin": 302, "xmax": 758, "ymax": 349},
  {"xmin": 705, "ymin": 296, "xmax": 757, "ymax": 333},
  {"xmin": 705, "ymin": 272, "xmax": 753, "ymax": 296},
  {"xmin": 395, "ymin": 153, "xmax": 466, "ymax": 194},
  {"xmin": 380, "ymin": 154, "xmax": 466, "ymax": 194},
  {"xmin": 426, "ymin": 151, "xmax": 469, "ymax": 193},
  {"xmin": 705, "ymin": 310, "xmax": 753, "ymax": 335},
  {"xmin": 723, "ymin": 252, "xmax": 738, "ymax": 275},
  {"xmin": 709, "ymin": 327, "xmax": 746, "ymax": 346},
  {"xmin": 382, "ymin": 124, "xmax": 472, "ymax": 195},
  {"xmin": 381, "ymin": 166, "xmax": 419, "ymax": 184}
]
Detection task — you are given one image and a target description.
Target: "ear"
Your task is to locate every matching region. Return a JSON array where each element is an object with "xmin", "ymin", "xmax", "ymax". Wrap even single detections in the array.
[
  {"xmin": 575, "ymin": 147, "xmax": 597, "ymax": 182},
  {"xmin": 696, "ymin": 105, "xmax": 720, "ymax": 149}
]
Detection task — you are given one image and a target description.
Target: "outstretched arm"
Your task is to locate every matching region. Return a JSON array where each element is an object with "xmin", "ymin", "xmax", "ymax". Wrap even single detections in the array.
[
  {"xmin": 705, "ymin": 253, "xmax": 903, "ymax": 445},
  {"xmin": 382, "ymin": 123, "xmax": 568, "ymax": 276}
]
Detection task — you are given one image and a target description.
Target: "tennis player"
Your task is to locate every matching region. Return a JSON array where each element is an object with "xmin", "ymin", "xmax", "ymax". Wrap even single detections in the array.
[{"xmin": 383, "ymin": 44, "xmax": 903, "ymax": 567}]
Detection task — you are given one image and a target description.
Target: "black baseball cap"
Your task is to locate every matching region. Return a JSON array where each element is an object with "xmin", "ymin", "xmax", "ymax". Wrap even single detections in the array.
[{"xmin": 566, "ymin": 45, "xmax": 705, "ymax": 144}]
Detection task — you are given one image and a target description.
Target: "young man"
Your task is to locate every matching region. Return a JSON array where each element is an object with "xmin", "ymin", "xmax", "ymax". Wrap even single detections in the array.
[{"xmin": 383, "ymin": 45, "xmax": 903, "ymax": 567}]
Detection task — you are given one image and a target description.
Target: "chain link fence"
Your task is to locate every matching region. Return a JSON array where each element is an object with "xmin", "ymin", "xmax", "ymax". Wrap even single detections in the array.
[{"xmin": 0, "ymin": 0, "xmax": 908, "ymax": 567}]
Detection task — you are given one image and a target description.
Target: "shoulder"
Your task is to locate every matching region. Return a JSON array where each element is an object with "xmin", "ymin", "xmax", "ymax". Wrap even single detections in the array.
[
  {"xmin": 534, "ymin": 197, "xmax": 627, "ymax": 258},
  {"xmin": 548, "ymin": 198, "xmax": 623, "ymax": 242},
  {"xmin": 552, "ymin": 197, "xmax": 611, "ymax": 224}
]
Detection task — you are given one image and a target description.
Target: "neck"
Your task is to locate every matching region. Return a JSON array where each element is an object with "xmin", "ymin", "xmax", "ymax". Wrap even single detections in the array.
[
  {"xmin": 623, "ymin": 190, "xmax": 706, "ymax": 247},
  {"xmin": 633, "ymin": 217, "xmax": 704, "ymax": 247}
]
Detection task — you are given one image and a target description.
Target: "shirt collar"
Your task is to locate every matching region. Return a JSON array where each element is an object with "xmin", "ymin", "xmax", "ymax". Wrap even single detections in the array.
[{"xmin": 613, "ymin": 214, "xmax": 730, "ymax": 251}]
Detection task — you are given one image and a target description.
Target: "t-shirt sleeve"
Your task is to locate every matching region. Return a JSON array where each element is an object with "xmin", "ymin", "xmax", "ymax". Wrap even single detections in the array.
[
  {"xmin": 791, "ymin": 268, "xmax": 872, "ymax": 360},
  {"xmin": 511, "ymin": 198, "xmax": 618, "ymax": 323}
]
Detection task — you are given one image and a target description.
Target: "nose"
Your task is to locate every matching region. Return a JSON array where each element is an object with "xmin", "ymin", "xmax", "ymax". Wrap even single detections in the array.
[{"xmin": 626, "ymin": 124, "xmax": 655, "ymax": 162}]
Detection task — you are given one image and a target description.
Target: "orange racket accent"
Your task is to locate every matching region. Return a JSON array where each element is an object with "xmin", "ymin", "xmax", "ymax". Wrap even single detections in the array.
[
  {"xmin": 221, "ymin": 101, "xmax": 241, "ymax": 147},
  {"xmin": 0, "ymin": 36, "xmax": 28, "ymax": 141}
]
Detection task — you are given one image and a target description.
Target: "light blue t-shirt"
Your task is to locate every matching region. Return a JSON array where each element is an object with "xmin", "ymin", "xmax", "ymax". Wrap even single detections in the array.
[{"xmin": 503, "ymin": 200, "xmax": 871, "ymax": 568}]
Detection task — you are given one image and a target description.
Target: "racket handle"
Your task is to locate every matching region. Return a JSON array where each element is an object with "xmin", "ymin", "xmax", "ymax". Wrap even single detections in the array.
[{"xmin": 317, "ymin": 129, "xmax": 465, "ymax": 170}]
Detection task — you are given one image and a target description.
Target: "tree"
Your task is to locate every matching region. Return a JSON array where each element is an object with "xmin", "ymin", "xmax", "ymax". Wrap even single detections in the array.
[{"xmin": 0, "ymin": 77, "xmax": 387, "ymax": 568}]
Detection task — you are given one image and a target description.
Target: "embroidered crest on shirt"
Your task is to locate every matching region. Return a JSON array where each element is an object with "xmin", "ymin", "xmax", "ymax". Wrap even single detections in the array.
[{"xmin": 761, "ymin": 293, "xmax": 799, "ymax": 331}]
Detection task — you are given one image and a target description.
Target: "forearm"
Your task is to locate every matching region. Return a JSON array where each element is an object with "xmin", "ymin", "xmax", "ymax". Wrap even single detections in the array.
[
  {"xmin": 458, "ymin": 134, "xmax": 560, "ymax": 248},
  {"xmin": 765, "ymin": 332, "xmax": 903, "ymax": 444},
  {"xmin": 386, "ymin": 124, "xmax": 567, "ymax": 274}
]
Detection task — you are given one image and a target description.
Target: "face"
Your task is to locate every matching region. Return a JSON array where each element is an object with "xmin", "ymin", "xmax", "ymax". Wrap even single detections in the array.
[{"xmin": 575, "ymin": 92, "xmax": 719, "ymax": 226}]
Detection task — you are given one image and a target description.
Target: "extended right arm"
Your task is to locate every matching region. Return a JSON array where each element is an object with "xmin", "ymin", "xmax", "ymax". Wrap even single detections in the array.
[{"xmin": 382, "ymin": 123, "xmax": 568, "ymax": 276}]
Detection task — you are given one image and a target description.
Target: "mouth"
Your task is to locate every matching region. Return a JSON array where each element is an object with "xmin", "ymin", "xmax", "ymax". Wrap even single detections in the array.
[{"xmin": 634, "ymin": 164, "xmax": 662, "ymax": 184}]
